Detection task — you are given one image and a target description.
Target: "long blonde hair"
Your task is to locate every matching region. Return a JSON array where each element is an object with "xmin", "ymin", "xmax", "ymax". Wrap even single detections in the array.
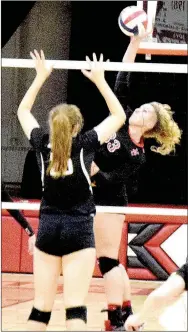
[
  {"xmin": 47, "ymin": 104, "xmax": 83, "ymax": 179},
  {"xmin": 143, "ymin": 102, "xmax": 182, "ymax": 155}
]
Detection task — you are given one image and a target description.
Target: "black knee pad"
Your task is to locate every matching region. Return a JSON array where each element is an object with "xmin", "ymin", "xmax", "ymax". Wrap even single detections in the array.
[
  {"xmin": 66, "ymin": 306, "xmax": 87, "ymax": 323},
  {"xmin": 28, "ymin": 307, "xmax": 51, "ymax": 324},
  {"xmin": 98, "ymin": 257, "xmax": 119, "ymax": 276}
]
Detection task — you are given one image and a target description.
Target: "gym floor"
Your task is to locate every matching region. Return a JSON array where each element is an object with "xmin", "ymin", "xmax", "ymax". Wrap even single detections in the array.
[{"xmin": 2, "ymin": 273, "xmax": 187, "ymax": 331}]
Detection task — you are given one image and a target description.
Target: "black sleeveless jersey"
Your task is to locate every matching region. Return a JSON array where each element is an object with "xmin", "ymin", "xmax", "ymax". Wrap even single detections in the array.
[
  {"xmin": 30, "ymin": 127, "xmax": 100, "ymax": 216},
  {"xmin": 93, "ymin": 72, "xmax": 146, "ymax": 204},
  {"xmin": 94, "ymin": 124, "xmax": 146, "ymax": 186}
]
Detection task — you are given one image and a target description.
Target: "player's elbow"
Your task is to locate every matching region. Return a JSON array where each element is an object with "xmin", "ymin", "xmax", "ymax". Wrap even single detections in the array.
[
  {"xmin": 17, "ymin": 101, "xmax": 31, "ymax": 116},
  {"xmin": 17, "ymin": 107, "xmax": 22, "ymax": 122},
  {"xmin": 17, "ymin": 106, "xmax": 29, "ymax": 122},
  {"xmin": 17, "ymin": 105, "xmax": 24, "ymax": 117}
]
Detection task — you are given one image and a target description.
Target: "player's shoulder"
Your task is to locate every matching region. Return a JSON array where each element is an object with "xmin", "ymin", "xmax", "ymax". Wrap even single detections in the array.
[
  {"xmin": 74, "ymin": 129, "xmax": 100, "ymax": 151},
  {"xmin": 79, "ymin": 128, "xmax": 97, "ymax": 140},
  {"xmin": 30, "ymin": 127, "xmax": 49, "ymax": 150},
  {"xmin": 116, "ymin": 123, "xmax": 129, "ymax": 140}
]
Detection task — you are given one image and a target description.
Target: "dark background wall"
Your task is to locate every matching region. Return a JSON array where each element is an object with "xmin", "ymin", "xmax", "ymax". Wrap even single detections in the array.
[
  {"xmin": 2, "ymin": 1, "xmax": 187, "ymax": 205},
  {"xmin": 2, "ymin": 1, "xmax": 71, "ymax": 186}
]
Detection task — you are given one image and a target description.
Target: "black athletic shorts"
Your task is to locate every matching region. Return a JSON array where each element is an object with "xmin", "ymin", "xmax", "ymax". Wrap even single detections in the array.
[
  {"xmin": 176, "ymin": 261, "xmax": 188, "ymax": 291},
  {"xmin": 35, "ymin": 213, "xmax": 95, "ymax": 256}
]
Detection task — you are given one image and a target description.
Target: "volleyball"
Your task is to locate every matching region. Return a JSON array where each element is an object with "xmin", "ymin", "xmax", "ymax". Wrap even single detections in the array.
[{"xmin": 118, "ymin": 6, "xmax": 148, "ymax": 37}]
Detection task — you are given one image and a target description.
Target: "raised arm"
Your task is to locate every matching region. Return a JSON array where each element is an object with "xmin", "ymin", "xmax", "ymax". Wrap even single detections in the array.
[
  {"xmin": 122, "ymin": 29, "xmax": 152, "ymax": 63},
  {"xmin": 82, "ymin": 54, "xmax": 126, "ymax": 144},
  {"xmin": 113, "ymin": 36, "xmax": 144, "ymax": 114},
  {"xmin": 17, "ymin": 50, "xmax": 53, "ymax": 139},
  {"xmin": 114, "ymin": 30, "xmax": 152, "ymax": 114},
  {"xmin": 122, "ymin": 36, "xmax": 143, "ymax": 63}
]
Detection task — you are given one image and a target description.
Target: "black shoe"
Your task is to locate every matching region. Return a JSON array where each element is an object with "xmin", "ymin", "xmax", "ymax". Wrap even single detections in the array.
[
  {"xmin": 102, "ymin": 308, "xmax": 125, "ymax": 331},
  {"xmin": 122, "ymin": 307, "xmax": 133, "ymax": 324},
  {"xmin": 104, "ymin": 319, "xmax": 126, "ymax": 331}
]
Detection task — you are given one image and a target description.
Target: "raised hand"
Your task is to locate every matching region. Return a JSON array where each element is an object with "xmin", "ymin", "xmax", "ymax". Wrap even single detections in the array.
[
  {"xmin": 132, "ymin": 25, "xmax": 153, "ymax": 41},
  {"xmin": 81, "ymin": 53, "xmax": 108, "ymax": 86},
  {"xmin": 30, "ymin": 49, "xmax": 53, "ymax": 81}
]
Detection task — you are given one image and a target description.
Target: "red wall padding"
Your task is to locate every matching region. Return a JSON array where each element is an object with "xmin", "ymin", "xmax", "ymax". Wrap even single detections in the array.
[
  {"xmin": 2, "ymin": 201, "xmax": 186, "ymax": 278},
  {"xmin": 127, "ymin": 268, "xmax": 157, "ymax": 280},
  {"xmin": 2, "ymin": 217, "xmax": 22, "ymax": 272},
  {"xmin": 2, "ymin": 215, "xmax": 128, "ymax": 277}
]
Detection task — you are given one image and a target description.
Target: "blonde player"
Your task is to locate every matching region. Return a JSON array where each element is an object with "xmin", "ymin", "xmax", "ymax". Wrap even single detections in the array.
[{"xmin": 91, "ymin": 32, "xmax": 182, "ymax": 330}]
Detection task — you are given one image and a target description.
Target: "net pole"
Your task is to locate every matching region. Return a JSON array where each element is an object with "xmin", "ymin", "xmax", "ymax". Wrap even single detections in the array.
[{"xmin": 146, "ymin": 1, "xmax": 158, "ymax": 60}]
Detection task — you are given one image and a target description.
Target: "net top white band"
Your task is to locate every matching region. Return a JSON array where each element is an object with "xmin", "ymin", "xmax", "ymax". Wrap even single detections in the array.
[
  {"xmin": 2, "ymin": 58, "xmax": 187, "ymax": 74},
  {"xmin": 2, "ymin": 202, "xmax": 187, "ymax": 216}
]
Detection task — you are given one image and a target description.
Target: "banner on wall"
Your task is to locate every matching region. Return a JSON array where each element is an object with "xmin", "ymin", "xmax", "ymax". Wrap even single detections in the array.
[{"xmin": 144, "ymin": 1, "xmax": 188, "ymax": 43}]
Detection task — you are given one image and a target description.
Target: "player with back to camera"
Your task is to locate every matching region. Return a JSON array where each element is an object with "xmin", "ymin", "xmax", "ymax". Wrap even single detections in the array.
[
  {"xmin": 17, "ymin": 50, "xmax": 126, "ymax": 331},
  {"xmin": 91, "ymin": 27, "xmax": 182, "ymax": 331}
]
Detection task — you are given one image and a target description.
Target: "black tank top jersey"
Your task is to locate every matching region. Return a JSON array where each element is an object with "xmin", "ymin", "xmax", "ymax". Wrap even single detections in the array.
[
  {"xmin": 94, "ymin": 124, "xmax": 146, "ymax": 185},
  {"xmin": 29, "ymin": 127, "xmax": 100, "ymax": 216},
  {"xmin": 93, "ymin": 72, "xmax": 146, "ymax": 204}
]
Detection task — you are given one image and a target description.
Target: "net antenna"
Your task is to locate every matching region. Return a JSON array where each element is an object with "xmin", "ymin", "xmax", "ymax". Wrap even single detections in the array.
[{"xmin": 137, "ymin": 1, "xmax": 158, "ymax": 60}]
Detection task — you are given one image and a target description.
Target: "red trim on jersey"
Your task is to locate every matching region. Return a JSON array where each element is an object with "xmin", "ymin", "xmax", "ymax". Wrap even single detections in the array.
[
  {"xmin": 124, "ymin": 10, "xmax": 145, "ymax": 25},
  {"xmin": 128, "ymin": 128, "xmax": 144, "ymax": 148}
]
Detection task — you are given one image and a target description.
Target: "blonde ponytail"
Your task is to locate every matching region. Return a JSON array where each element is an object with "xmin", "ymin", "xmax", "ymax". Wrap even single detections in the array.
[{"xmin": 47, "ymin": 104, "xmax": 83, "ymax": 179}]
